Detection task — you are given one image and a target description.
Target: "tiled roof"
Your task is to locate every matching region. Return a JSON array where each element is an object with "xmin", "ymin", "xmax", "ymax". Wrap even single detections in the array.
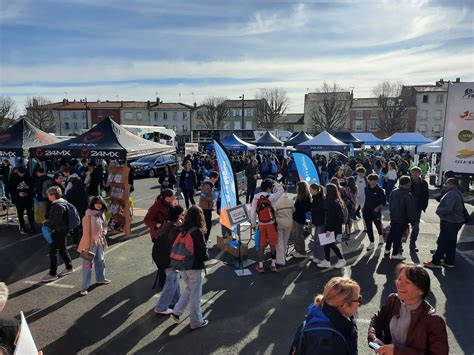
[
  {"xmin": 279, "ymin": 113, "xmax": 304, "ymax": 124},
  {"xmin": 412, "ymin": 86, "xmax": 448, "ymax": 93},
  {"xmin": 352, "ymin": 98, "xmax": 379, "ymax": 108},
  {"xmin": 149, "ymin": 103, "xmax": 193, "ymax": 110}
]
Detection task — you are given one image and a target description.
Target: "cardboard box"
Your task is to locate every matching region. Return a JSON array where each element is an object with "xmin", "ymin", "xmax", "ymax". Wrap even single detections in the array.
[
  {"xmin": 216, "ymin": 235, "xmax": 232, "ymax": 251},
  {"xmin": 226, "ymin": 242, "xmax": 249, "ymax": 258}
]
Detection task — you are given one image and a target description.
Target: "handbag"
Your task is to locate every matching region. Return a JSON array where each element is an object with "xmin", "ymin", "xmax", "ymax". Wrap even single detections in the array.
[{"xmin": 80, "ymin": 249, "xmax": 96, "ymax": 262}]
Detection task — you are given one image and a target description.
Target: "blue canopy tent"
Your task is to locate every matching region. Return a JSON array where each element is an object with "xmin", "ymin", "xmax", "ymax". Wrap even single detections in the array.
[
  {"xmin": 205, "ymin": 133, "xmax": 256, "ymax": 151},
  {"xmin": 352, "ymin": 133, "xmax": 384, "ymax": 145},
  {"xmin": 221, "ymin": 133, "xmax": 256, "ymax": 151},
  {"xmin": 296, "ymin": 131, "xmax": 349, "ymax": 153},
  {"xmin": 383, "ymin": 132, "xmax": 432, "ymax": 146}
]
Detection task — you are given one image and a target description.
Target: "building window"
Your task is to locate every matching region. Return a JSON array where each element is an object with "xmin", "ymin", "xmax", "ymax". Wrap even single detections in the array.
[
  {"xmin": 73, "ymin": 122, "xmax": 78, "ymax": 129},
  {"xmin": 163, "ymin": 112, "xmax": 168, "ymax": 120},
  {"xmin": 356, "ymin": 111, "xmax": 363, "ymax": 119},
  {"xmin": 245, "ymin": 121, "xmax": 252, "ymax": 129},
  {"xmin": 64, "ymin": 122, "xmax": 69, "ymax": 130},
  {"xmin": 353, "ymin": 121, "xmax": 364, "ymax": 131},
  {"xmin": 108, "ymin": 110, "xmax": 114, "ymax": 118},
  {"xmin": 183, "ymin": 112, "xmax": 188, "ymax": 120},
  {"xmin": 73, "ymin": 112, "xmax": 77, "ymax": 119},
  {"xmin": 173, "ymin": 125, "xmax": 178, "ymax": 131},
  {"xmin": 436, "ymin": 94, "xmax": 444, "ymax": 104},
  {"xmin": 371, "ymin": 110, "xmax": 378, "ymax": 119},
  {"xmin": 433, "ymin": 125, "xmax": 441, "ymax": 132},
  {"xmin": 418, "ymin": 110, "xmax": 428, "ymax": 120},
  {"xmin": 183, "ymin": 125, "xmax": 188, "ymax": 132},
  {"xmin": 136, "ymin": 112, "xmax": 142, "ymax": 120},
  {"xmin": 125, "ymin": 112, "xmax": 132, "ymax": 120},
  {"xmin": 154, "ymin": 112, "xmax": 159, "ymax": 120},
  {"xmin": 98, "ymin": 110, "xmax": 103, "ymax": 118},
  {"xmin": 197, "ymin": 125, "xmax": 204, "ymax": 129},
  {"xmin": 367, "ymin": 121, "xmax": 378, "ymax": 131},
  {"xmin": 435, "ymin": 110, "xmax": 442, "ymax": 120},
  {"xmin": 422, "ymin": 95, "xmax": 429, "ymax": 103},
  {"xmin": 173, "ymin": 112, "xmax": 177, "ymax": 120},
  {"xmin": 197, "ymin": 111, "xmax": 204, "ymax": 119},
  {"xmin": 83, "ymin": 112, "xmax": 86, "ymax": 119},
  {"xmin": 419, "ymin": 124, "xmax": 427, "ymax": 132}
]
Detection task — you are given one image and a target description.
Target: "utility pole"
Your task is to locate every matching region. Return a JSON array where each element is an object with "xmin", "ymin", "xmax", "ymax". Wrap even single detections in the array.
[
  {"xmin": 84, "ymin": 97, "xmax": 89, "ymax": 129},
  {"xmin": 239, "ymin": 94, "xmax": 245, "ymax": 130}
]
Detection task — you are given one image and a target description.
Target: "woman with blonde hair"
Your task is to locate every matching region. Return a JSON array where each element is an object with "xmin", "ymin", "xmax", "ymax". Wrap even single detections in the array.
[
  {"xmin": 290, "ymin": 277, "xmax": 360, "ymax": 354},
  {"xmin": 290, "ymin": 181, "xmax": 313, "ymax": 258}
]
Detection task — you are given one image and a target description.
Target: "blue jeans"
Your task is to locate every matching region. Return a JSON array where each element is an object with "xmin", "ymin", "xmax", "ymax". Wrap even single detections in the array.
[
  {"xmin": 155, "ymin": 267, "xmax": 181, "ymax": 312},
  {"xmin": 321, "ymin": 171, "xmax": 328, "ymax": 186},
  {"xmin": 312, "ymin": 225, "xmax": 325, "ymax": 260},
  {"xmin": 81, "ymin": 244, "xmax": 106, "ymax": 289},
  {"xmin": 432, "ymin": 220, "xmax": 463, "ymax": 265},
  {"xmin": 172, "ymin": 269, "xmax": 203, "ymax": 328}
]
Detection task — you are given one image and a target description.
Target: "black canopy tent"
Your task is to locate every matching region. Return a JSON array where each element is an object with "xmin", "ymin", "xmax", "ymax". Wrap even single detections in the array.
[
  {"xmin": 284, "ymin": 131, "xmax": 313, "ymax": 146},
  {"xmin": 333, "ymin": 132, "xmax": 362, "ymax": 148},
  {"xmin": 0, "ymin": 118, "xmax": 64, "ymax": 158},
  {"xmin": 253, "ymin": 131, "xmax": 284, "ymax": 147},
  {"xmin": 29, "ymin": 117, "xmax": 174, "ymax": 161}
]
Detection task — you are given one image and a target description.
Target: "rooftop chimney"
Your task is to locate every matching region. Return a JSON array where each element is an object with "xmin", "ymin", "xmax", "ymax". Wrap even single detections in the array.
[
  {"xmin": 456, "ymin": 77, "xmax": 460, "ymax": 83},
  {"xmin": 147, "ymin": 100, "xmax": 150, "ymax": 109},
  {"xmin": 120, "ymin": 100, "xmax": 123, "ymax": 108},
  {"xmin": 193, "ymin": 102, "xmax": 197, "ymax": 108},
  {"xmin": 156, "ymin": 97, "xmax": 160, "ymax": 104},
  {"xmin": 62, "ymin": 98, "xmax": 67, "ymax": 105}
]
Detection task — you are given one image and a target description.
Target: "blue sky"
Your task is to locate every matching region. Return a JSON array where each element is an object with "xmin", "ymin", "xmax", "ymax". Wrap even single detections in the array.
[{"xmin": 1, "ymin": 0, "xmax": 473, "ymax": 112}]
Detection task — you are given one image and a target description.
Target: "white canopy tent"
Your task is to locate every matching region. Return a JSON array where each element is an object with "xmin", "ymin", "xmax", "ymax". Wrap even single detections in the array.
[
  {"xmin": 296, "ymin": 131, "xmax": 349, "ymax": 153},
  {"xmin": 417, "ymin": 137, "xmax": 443, "ymax": 153}
]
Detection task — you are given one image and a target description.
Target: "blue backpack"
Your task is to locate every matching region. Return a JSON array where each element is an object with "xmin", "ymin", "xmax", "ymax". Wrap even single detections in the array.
[{"xmin": 290, "ymin": 318, "xmax": 352, "ymax": 355}]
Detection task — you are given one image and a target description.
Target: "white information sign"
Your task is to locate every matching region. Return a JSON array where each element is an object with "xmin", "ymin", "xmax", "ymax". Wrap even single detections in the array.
[
  {"xmin": 413, "ymin": 154, "xmax": 419, "ymax": 167},
  {"xmin": 14, "ymin": 312, "xmax": 38, "ymax": 355},
  {"xmin": 430, "ymin": 153, "xmax": 437, "ymax": 174},
  {"xmin": 184, "ymin": 143, "xmax": 199, "ymax": 157},
  {"xmin": 226, "ymin": 204, "xmax": 249, "ymax": 227},
  {"xmin": 440, "ymin": 82, "xmax": 474, "ymax": 174}
]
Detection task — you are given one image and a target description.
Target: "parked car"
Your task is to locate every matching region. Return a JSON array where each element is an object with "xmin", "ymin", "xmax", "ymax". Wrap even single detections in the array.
[{"xmin": 130, "ymin": 154, "xmax": 176, "ymax": 178}]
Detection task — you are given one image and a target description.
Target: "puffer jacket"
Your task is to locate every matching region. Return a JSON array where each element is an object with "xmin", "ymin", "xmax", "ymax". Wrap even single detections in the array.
[
  {"xmin": 389, "ymin": 187, "xmax": 418, "ymax": 225},
  {"xmin": 144, "ymin": 196, "xmax": 171, "ymax": 239}
]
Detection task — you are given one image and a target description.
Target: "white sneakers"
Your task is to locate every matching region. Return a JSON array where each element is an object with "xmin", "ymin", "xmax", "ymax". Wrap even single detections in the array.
[
  {"xmin": 334, "ymin": 259, "xmax": 347, "ymax": 269},
  {"xmin": 366, "ymin": 242, "xmax": 375, "ymax": 251},
  {"xmin": 316, "ymin": 260, "xmax": 331, "ymax": 268},
  {"xmin": 309, "ymin": 256, "xmax": 322, "ymax": 264},
  {"xmin": 292, "ymin": 252, "xmax": 307, "ymax": 259},
  {"xmin": 316, "ymin": 259, "xmax": 347, "ymax": 269},
  {"xmin": 155, "ymin": 308, "xmax": 173, "ymax": 315}
]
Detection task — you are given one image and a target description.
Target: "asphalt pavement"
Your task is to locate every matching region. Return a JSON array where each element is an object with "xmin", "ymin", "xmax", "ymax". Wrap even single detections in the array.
[{"xmin": 1, "ymin": 177, "xmax": 474, "ymax": 355}]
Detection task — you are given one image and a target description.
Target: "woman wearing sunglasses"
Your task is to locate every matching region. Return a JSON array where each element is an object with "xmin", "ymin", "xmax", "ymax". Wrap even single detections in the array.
[
  {"xmin": 368, "ymin": 263, "xmax": 448, "ymax": 355},
  {"xmin": 290, "ymin": 277, "xmax": 361, "ymax": 354}
]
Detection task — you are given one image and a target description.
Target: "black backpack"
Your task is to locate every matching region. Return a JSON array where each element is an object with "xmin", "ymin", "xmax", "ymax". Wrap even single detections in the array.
[
  {"xmin": 58, "ymin": 201, "xmax": 81, "ymax": 231},
  {"xmin": 290, "ymin": 319, "xmax": 350, "ymax": 355}
]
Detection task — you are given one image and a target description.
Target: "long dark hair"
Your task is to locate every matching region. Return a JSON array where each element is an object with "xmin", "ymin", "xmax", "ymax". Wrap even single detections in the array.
[
  {"xmin": 181, "ymin": 205, "xmax": 207, "ymax": 235},
  {"xmin": 346, "ymin": 176, "xmax": 357, "ymax": 194},
  {"xmin": 325, "ymin": 183, "xmax": 343, "ymax": 206},
  {"xmin": 88, "ymin": 196, "xmax": 108, "ymax": 212}
]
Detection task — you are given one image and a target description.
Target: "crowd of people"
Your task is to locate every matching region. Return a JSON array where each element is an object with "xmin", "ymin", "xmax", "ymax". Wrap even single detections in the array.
[{"xmin": 0, "ymin": 146, "xmax": 470, "ymax": 353}]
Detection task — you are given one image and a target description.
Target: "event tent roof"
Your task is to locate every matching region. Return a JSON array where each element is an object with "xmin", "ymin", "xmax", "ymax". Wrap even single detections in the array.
[
  {"xmin": 417, "ymin": 137, "xmax": 443, "ymax": 153},
  {"xmin": 29, "ymin": 117, "xmax": 174, "ymax": 160},
  {"xmin": 383, "ymin": 132, "xmax": 432, "ymax": 146},
  {"xmin": 254, "ymin": 131, "xmax": 284, "ymax": 147},
  {"xmin": 333, "ymin": 132, "xmax": 362, "ymax": 148},
  {"xmin": 220, "ymin": 133, "xmax": 256, "ymax": 151},
  {"xmin": 296, "ymin": 131, "xmax": 349, "ymax": 152},
  {"xmin": 284, "ymin": 131, "xmax": 313, "ymax": 146},
  {"xmin": 351, "ymin": 133, "xmax": 384, "ymax": 145},
  {"xmin": 0, "ymin": 119, "xmax": 64, "ymax": 158}
]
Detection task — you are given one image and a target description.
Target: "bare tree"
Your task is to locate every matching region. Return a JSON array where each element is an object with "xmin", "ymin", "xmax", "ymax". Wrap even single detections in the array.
[
  {"xmin": 255, "ymin": 88, "xmax": 289, "ymax": 129},
  {"xmin": 200, "ymin": 96, "xmax": 230, "ymax": 129},
  {"xmin": 25, "ymin": 96, "xmax": 56, "ymax": 132},
  {"xmin": 373, "ymin": 81, "xmax": 409, "ymax": 135},
  {"xmin": 310, "ymin": 83, "xmax": 353, "ymax": 133},
  {"xmin": 0, "ymin": 97, "xmax": 18, "ymax": 132}
]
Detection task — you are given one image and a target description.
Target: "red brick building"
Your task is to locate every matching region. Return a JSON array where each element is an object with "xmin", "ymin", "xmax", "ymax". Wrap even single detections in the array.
[
  {"xmin": 89, "ymin": 102, "xmax": 122, "ymax": 125},
  {"xmin": 347, "ymin": 98, "xmax": 416, "ymax": 138}
]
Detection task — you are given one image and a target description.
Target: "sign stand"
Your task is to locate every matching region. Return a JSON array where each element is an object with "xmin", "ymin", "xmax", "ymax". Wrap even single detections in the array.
[{"xmin": 225, "ymin": 205, "xmax": 256, "ymax": 277}]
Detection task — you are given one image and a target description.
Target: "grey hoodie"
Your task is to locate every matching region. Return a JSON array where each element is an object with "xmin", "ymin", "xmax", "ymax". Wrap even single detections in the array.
[{"xmin": 436, "ymin": 188, "xmax": 464, "ymax": 223}]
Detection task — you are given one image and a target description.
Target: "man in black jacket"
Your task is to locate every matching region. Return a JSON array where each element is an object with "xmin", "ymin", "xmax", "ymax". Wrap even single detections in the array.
[
  {"xmin": 8, "ymin": 167, "xmax": 35, "ymax": 234},
  {"xmin": 0, "ymin": 159, "xmax": 12, "ymax": 199},
  {"xmin": 363, "ymin": 173, "xmax": 386, "ymax": 251},
  {"xmin": 409, "ymin": 167, "xmax": 429, "ymax": 252},
  {"xmin": 41, "ymin": 186, "xmax": 74, "ymax": 283},
  {"xmin": 385, "ymin": 176, "xmax": 418, "ymax": 260}
]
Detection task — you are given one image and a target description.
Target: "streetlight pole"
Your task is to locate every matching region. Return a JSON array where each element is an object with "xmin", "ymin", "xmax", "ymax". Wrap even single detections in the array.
[
  {"xmin": 84, "ymin": 97, "xmax": 89, "ymax": 129},
  {"xmin": 239, "ymin": 94, "xmax": 244, "ymax": 131}
]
